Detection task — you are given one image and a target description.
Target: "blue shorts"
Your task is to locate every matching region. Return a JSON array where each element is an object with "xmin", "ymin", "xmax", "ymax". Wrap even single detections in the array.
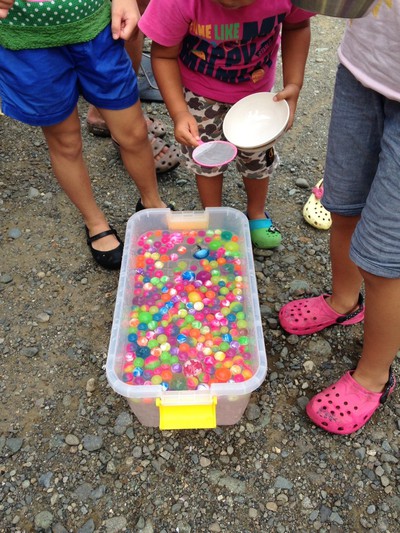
[
  {"xmin": 323, "ymin": 64, "xmax": 400, "ymax": 278},
  {"xmin": 0, "ymin": 25, "xmax": 138, "ymax": 127}
]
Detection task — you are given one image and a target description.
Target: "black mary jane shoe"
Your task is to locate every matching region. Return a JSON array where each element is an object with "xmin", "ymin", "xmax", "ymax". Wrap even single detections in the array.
[
  {"xmin": 85, "ymin": 226, "xmax": 123, "ymax": 270},
  {"xmin": 135, "ymin": 199, "xmax": 176, "ymax": 212}
]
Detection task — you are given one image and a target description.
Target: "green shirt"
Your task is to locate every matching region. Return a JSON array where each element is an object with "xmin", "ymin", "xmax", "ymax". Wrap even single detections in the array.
[{"xmin": 0, "ymin": 0, "xmax": 111, "ymax": 50}]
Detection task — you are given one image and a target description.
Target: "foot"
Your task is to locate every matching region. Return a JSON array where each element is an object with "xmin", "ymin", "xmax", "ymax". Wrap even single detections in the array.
[
  {"xmin": 112, "ymin": 134, "xmax": 180, "ymax": 175},
  {"xmin": 306, "ymin": 368, "xmax": 396, "ymax": 435},
  {"xmin": 248, "ymin": 213, "xmax": 282, "ymax": 249},
  {"xmin": 85, "ymin": 222, "xmax": 120, "ymax": 252},
  {"xmin": 86, "ymin": 105, "xmax": 109, "ymax": 137},
  {"xmin": 135, "ymin": 199, "xmax": 176, "ymax": 212},
  {"xmin": 278, "ymin": 293, "xmax": 365, "ymax": 335},
  {"xmin": 85, "ymin": 225, "xmax": 123, "ymax": 270}
]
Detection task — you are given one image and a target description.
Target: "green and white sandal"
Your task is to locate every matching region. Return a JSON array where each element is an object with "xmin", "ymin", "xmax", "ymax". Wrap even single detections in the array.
[{"xmin": 248, "ymin": 214, "xmax": 282, "ymax": 249}]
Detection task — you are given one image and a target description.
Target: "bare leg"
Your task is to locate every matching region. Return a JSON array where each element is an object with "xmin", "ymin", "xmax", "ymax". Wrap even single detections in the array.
[
  {"xmin": 196, "ymin": 174, "xmax": 223, "ymax": 207},
  {"xmin": 327, "ymin": 213, "xmax": 363, "ymax": 313},
  {"xmin": 352, "ymin": 271, "xmax": 400, "ymax": 392},
  {"xmin": 42, "ymin": 108, "xmax": 119, "ymax": 252},
  {"xmin": 99, "ymin": 102, "xmax": 165, "ymax": 208},
  {"xmin": 128, "ymin": 0, "xmax": 149, "ymax": 72},
  {"xmin": 125, "ymin": 34, "xmax": 144, "ymax": 74},
  {"xmin": 243, "ymin": 176, "xmax": 268, "ymax": 219}
]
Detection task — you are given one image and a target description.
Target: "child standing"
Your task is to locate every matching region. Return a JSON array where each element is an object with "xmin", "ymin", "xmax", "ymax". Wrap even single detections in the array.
[
  {"xmin": 139, "ymin": 0, "xmax": 313, "ymax": 249},
  {"xmin": 0, "ymin": 0, "xmax": 170, "ymax": 270},
  {"xmin": 279, "ymin": 2, "xmax": 399, "ymax": 434}
]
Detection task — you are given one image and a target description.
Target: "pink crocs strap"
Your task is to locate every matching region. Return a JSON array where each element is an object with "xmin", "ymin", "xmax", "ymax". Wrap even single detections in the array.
[{"xmin": 312, "ymin": 185, "xmax": 324, "ymax": 200}]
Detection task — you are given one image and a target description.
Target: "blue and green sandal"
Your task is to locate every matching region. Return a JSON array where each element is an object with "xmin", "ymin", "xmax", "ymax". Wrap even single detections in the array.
[{"xmin": 248, "ymin": 214, "xmax": 282, "ymax": 249}]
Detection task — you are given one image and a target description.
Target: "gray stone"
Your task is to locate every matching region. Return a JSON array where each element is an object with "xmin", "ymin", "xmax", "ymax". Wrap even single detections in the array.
[
  {"xmin": 34, "ymin": 510, "xmax": 53, "ymax": 530},
  {"xmin": 82, "ymin": 435, "xmax": 103, "ymax": 452}
]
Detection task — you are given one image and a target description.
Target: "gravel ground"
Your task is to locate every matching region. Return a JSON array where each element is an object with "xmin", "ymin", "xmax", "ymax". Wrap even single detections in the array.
[{"xmin": 1, "ymin": 15, "xmax": 399, "ymax": 533}]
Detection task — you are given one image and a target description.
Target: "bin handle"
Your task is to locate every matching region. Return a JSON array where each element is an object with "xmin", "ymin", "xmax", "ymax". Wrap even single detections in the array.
[
  {"xmin": 156, "ymin": 397, "xmax": 217, "ymax": 430},
  {"xmin": 166, "ymin": 211, "xmax": 209, "ymax": 230}
]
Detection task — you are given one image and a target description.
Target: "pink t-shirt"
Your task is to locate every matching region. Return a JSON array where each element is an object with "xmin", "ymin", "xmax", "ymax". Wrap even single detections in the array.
[
  {"xmin": 139, "ymin": 0, "xmax": 313, "ymax": 103},
  {"xmin": 338, "ymin": 0, "xmax": 400, "ymax": 102}
]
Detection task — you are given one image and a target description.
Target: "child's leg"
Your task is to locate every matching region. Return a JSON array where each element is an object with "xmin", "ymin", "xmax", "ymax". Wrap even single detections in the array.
[
  {"xmin": 328, "ymin": 213, "xmax": 364, "ymax": 313},
  {"xmin": 305, "ymin": 267, "xmax": 399, "ymax": 435},
  {"xmin": 42, "ymin": 108, "xmax": 119, "ymax": 252},
  {"xmin": 243, "ymin": 175, "xmax": 281, "ymax": 249},
  {"xmin": 99, "ymin": 102, "xmax": 165, "ymax": 209},
  {"xmin": 235, "ymin": 146, "xmax": 281, "ymax": 248},
  {"xmin": 195, "ymin": 174, "xmax": 223, "ymax": 207},
  {"xmin": 243, "ymin": 176, "xmax": 268, "ymax": 220},
  {"xmin": 353, "ymin": 270, "xmax": 400, "ymax": 392}
]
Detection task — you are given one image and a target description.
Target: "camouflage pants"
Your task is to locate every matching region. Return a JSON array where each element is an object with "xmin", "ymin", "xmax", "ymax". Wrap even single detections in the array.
[{"xmin": 181, "ymin": 88, "xmax": 279, "ymax": 179}]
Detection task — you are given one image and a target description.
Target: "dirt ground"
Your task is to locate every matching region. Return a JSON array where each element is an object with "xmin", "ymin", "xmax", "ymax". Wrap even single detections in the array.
[{"xmin": 1, "ymin": 14, "xmax": 399, "ymax": 533}]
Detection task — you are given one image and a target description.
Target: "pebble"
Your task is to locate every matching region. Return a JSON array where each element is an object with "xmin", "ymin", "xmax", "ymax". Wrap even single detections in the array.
[
  {"xmin": 34, "ymin": 511, "xmax": 53, "ymax": 530},
  {"xmin": 274, "ymin": 476, "xmax": 294, "ymax": 490},
  {"xmin": 8, "ymin": 227, "xmax": 22, "ymax": 239},
  {"xmin": 104, "ymin": 516, "xmax": 127, "ymax": 533},
  {"xmin": 6, "ymin": 437, "xmax": 23, "ymax": 455},
  {"xmin": 86, "ymin": 378, "xmax": 96, "ymax": 392},
  {"xmin": 82, "ymin": 435, "xmax": 103, "ymax": 452},
  {"xmin": 245, "ymin": 403, "xmax": 261, "ymax": 420},
  {"xmin": 37, "ymin": 312, "xmax": 50, "ymax": 322},
  {"xmin": 65, "ymin": 434, "xmax": 80, "ymax": 446},
  {"xmin": 295, "ymin": 178, "xmax": 310, "ymax": 188},
  {"xmin": 28, "ymin": 187, "xmax": 40, "ymax": 198},
  {"xmin": 21, "ymin": 347, "xmax": 39, "ymax": 357}
]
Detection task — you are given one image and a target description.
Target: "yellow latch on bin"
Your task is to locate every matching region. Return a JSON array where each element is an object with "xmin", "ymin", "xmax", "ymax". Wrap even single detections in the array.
[{"xmin": 156, "ymin": 397, "xmax": 217, "ymax": 430}]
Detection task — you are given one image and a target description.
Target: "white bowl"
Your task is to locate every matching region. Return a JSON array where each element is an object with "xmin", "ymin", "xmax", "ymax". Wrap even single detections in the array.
[{"xmin": 223, "ymin": 92, "xmax": 289, "ymax": 151}]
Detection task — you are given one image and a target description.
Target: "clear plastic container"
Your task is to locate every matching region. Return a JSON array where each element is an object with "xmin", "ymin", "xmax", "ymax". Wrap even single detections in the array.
[{"xmin": 106, "ymin": 208, "xmax": 267, "ymax": 429}]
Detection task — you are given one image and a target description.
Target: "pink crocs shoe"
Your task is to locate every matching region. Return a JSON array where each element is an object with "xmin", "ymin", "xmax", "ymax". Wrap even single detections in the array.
[
  {"xmin": 306, "ymin": 369, "xmax": 396, "ymax": 435},
  {"xmin": 278, "ymin": 293, "xmax": 364, "ymax": 335}
]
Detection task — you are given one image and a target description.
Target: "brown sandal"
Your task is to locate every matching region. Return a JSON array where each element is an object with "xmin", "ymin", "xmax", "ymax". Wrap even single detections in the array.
[
  {"xmin": 112, "ymin": 133, "xmax": 180, "ymax": 175},
  {"xmin": 146, "ymin": 116, "xmax": 166, "ymax": 138},
  {"xmin": 148, "ymin": 133, "xmax": 180, "ymax": 174}
]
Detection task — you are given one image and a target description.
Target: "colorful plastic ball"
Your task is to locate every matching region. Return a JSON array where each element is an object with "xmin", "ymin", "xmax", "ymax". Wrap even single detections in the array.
[
  {"xmin": 193, "ymin": 247, "xmax": 210, "ymax": 259},
  {"xmin": 170, "ymin": 376, "xmax": 187, "ymax": 391},
  {"xmin": 215, "ymin": 367, "xmax": 231, "ymax": 382},
  {"xmin": 183, "ymin": 359, "xmax": 203, "ymax": 377}
]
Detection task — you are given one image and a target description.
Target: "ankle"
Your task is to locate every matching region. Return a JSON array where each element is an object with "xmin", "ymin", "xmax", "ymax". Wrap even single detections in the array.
[
  {"xmin": 138, "ymin": 196, "xmax": 165, "ymax": 209},
  {"xmin": 246, "ymin": 210, "xmax": 266, "ymax": 220},
  {"xmin": 352, "ymin": 368, "xmax": 391, "ymax": 393},
  {"xmin": 326, "ymin": 294, "xmax": 360, "ymax": 315}
]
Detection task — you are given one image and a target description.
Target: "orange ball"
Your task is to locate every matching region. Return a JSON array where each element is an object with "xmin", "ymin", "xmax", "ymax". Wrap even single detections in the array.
[
  {"xmin": 242, "ymin": 368, "xmax": 253, "ymax": 380},
  {"xmin": 215, "ymin": 367, "xmax": 231, "ymax": 382},
  {"xmin": 161, "ymin": 369, "xmax": 173, "ymax": 381},
  {"xmin": 179, "ymin": 343, "xmax": 190, "ymax": 353}
]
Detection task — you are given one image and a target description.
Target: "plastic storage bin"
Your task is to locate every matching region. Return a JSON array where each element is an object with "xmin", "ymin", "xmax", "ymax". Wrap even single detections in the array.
[{"xmin": 106, "ymin": 207, "xmax": 267, "ymax": 429}]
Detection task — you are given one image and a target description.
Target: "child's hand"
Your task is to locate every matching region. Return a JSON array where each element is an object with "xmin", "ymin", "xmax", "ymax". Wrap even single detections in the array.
[
  {"xmin": 111, "ymin": 0, "xmax": 140, "ymax": 41},
  {"xmin": 273, "ymin": 83, "xmax": 301, "ymax": 130},
  {"xmin": 0, "ymin": 0, "xmax": 14, "ymax": 19},
  {"xmin": 173, "ymin": 111, "xmax": 201, "ymax": 147}
]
